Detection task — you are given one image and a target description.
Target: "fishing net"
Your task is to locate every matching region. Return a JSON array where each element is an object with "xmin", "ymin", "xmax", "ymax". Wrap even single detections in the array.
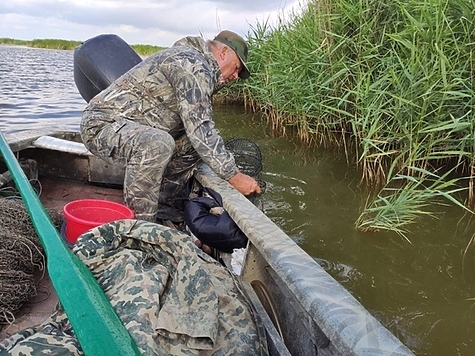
[
  {"xmin": 0, "ymin": 197, "xmax": 63, "ymax": 324},
  {"xmin": 225, "ymin": 137, "xmax": 266, "ymax": 193}
]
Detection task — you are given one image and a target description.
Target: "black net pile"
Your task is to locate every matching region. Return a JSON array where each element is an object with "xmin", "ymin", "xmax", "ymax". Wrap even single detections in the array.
[
  {"xmin": 225, "ymin": 137, "xmax": 266, "ymax": 193},
  {"xmin": 0, "ymin": 197, "xmax": 63, "ymax": 324}
]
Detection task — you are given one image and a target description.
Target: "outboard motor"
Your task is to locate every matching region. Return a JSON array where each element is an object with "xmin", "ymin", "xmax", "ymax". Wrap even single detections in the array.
[{"xmin": 73, "ymin": 34, "xmax": 143, "ymax": 102}]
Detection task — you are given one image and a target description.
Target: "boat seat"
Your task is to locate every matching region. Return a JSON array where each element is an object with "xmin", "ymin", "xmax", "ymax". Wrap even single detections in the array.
[{"xmin": 32, "ymin": 136, "xmax": 92, "ymax": 156}]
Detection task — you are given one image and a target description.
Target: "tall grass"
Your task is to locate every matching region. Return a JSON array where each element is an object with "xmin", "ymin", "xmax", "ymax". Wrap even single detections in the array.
[
  {"xmin": 0, "ymin": 38, "xmax": 165, "ymax": 55},
  {"xmin": 227, "ymin": 0, "xmax": 475, "ymax": 238},
  {"xmin": 0, "ymin": 38, "xmax": 82, "ymax": 50},
  {"xmin": 131, "ymin": 44, "xmax": 166, "ymax": 56}
]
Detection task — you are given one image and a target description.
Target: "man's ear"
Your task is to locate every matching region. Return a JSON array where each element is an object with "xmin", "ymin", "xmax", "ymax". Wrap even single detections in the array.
[{"xmin": 219, "ymin": 46, "xmax": 228, "ymax": 60}]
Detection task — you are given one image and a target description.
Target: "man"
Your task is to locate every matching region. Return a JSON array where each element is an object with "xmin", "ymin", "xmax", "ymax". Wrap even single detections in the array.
[{"xmin": 80, "ymin": 30, "xmax": 261, "ymax": 222}]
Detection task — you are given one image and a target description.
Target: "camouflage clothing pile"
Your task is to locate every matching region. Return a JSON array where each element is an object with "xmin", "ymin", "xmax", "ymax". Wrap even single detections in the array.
[
  {"xmin": 0, "ymin": 220, "xmax": 268, "ymax": 355},
  {"xmin": 80, "ymin": 36, "xmax": 239, "ymax": 222}
]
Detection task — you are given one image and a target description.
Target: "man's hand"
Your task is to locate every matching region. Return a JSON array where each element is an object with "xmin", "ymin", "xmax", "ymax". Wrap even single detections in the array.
[{"xmin": 228, "ymin": 172, "xmax": 262, "ymax": 196}]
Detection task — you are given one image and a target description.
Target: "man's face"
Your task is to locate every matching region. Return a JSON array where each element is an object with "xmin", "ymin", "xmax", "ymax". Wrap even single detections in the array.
[{"xmin": 217, "ymin": 47, "xmax": 242, "ymax": 84}]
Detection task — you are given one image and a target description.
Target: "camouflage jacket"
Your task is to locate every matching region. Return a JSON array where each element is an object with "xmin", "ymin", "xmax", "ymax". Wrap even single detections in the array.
[
  {"xmin": 0, "ymin": 220, "xmax": 268, "ymax": 355},
  {"xmin": 83, "ymin": 36, "xmax": 239, "ymax": 181}
]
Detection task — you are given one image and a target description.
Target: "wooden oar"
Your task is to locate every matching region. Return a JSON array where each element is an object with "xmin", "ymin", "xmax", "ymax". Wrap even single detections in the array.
[{"xmin": 0, "ymin": 130, "xmax": 141, "ymax": 356}]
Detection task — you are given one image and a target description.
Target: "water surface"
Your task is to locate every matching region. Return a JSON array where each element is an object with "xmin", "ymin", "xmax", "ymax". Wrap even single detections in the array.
[{"xmin": 0, "ymin": 45, "xmax": 83, "ymax": 133}]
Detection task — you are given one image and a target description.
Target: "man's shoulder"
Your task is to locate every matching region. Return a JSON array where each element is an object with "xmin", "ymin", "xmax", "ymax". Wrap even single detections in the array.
[
  {"xmin": 172, "ymin": 36, "xmax": 207, "ymax": 51},
  {"xmin": 155, "ymin": 39, "xmax": 206, "ymax": 65},
  {"xmin": 158, "ymin": 38, "xmax": 216, "ymax": 76}
]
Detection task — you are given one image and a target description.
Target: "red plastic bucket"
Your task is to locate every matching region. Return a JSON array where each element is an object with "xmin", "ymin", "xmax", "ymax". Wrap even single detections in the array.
[{"xmin": 62, "ymin": 199, "xmax": 134, "ymax": 244}]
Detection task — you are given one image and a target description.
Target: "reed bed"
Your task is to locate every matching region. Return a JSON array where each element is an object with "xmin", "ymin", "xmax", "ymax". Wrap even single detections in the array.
[
  {"xmin": 132, "ymin": 44, "xmax": 166, "ymax": 56},
  {"xmin": 0, "ymin": 38, "xmax": 165, "ymax": 55},
  {"xmin": 0, "ymin": 38, "xmax": 82, "ymax": 50},
  {"xmin": 226, "ymin": 0, "xmax": 475, "ymax": 239}
]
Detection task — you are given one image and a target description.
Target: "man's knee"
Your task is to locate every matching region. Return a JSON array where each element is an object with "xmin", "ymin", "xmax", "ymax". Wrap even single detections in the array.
[{"xmin": 141, "ymin": 130, "xmax": 175, "ymax": 162}]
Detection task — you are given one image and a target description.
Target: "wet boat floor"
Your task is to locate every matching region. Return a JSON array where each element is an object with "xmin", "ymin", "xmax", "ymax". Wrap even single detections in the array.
[
  {"xmin": 0, "ymin": 176, "xmax": 124, "ymax": 340},
  {"xmin": 40, "ymin": 176, "xmax": 124, "ymax": 211}
]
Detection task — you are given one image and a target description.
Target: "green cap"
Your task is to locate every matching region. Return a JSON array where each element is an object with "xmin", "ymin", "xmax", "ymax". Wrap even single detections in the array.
[{"xmin": 214, "ymin": 30, "xmax": 250, "ymax": 79}]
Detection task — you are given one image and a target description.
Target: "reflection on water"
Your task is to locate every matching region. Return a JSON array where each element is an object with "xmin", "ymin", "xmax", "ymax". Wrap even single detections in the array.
[{"xmin": 2, "ymin": 45, "xmax": 475, "ymax": 355}]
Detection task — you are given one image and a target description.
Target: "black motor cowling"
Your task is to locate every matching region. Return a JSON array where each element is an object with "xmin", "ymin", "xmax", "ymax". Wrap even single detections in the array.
[{"xmin": 73, "ymin": 34, "xmax": 142, "ymax": 102}]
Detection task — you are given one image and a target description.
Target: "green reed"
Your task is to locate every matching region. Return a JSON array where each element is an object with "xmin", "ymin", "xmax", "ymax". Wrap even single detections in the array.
[
  {"xmin": 355, "ymin": 165, "xmax": 472, "ymax": 241},
  {"xmin": 131, "ymin": 44, "xmax": 166, "ymax": 56},
  {"xmin": 227, "ymin": 0, "xmax": 475, "ymax": 238},
  {"xmin": 0, "ymin": 38, "xmax": 82, "ymax": 50},
  {"xmin": 0, "ymin": 38, "xmax": 165, "ymax": 56}
]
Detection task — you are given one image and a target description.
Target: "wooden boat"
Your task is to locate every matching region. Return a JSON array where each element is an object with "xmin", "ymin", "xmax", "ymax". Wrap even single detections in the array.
[{"xmin": 0, "ymin": 129, "xmax": 414, "ymax": 355}]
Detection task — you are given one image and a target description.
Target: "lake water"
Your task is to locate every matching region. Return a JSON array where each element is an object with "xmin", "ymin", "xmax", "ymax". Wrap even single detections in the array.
[{"xmin": 1, "ymin": 45, "xmax": 475, "ymax": 355}]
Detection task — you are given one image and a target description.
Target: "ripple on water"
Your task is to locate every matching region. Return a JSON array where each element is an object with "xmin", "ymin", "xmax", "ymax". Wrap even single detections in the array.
[{"xmin": 0, "ymin": 45, "xmax": 84, "ymax": 134}]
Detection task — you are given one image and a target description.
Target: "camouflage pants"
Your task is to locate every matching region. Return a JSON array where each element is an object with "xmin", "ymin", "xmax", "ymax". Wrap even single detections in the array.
[
  {"xmin": 81, "ymin": 115, "xmax": 200, "ymax": 222},
  {"xmin": 0, "ymin": 220, "xmax": 268, "ymax": 355}
]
